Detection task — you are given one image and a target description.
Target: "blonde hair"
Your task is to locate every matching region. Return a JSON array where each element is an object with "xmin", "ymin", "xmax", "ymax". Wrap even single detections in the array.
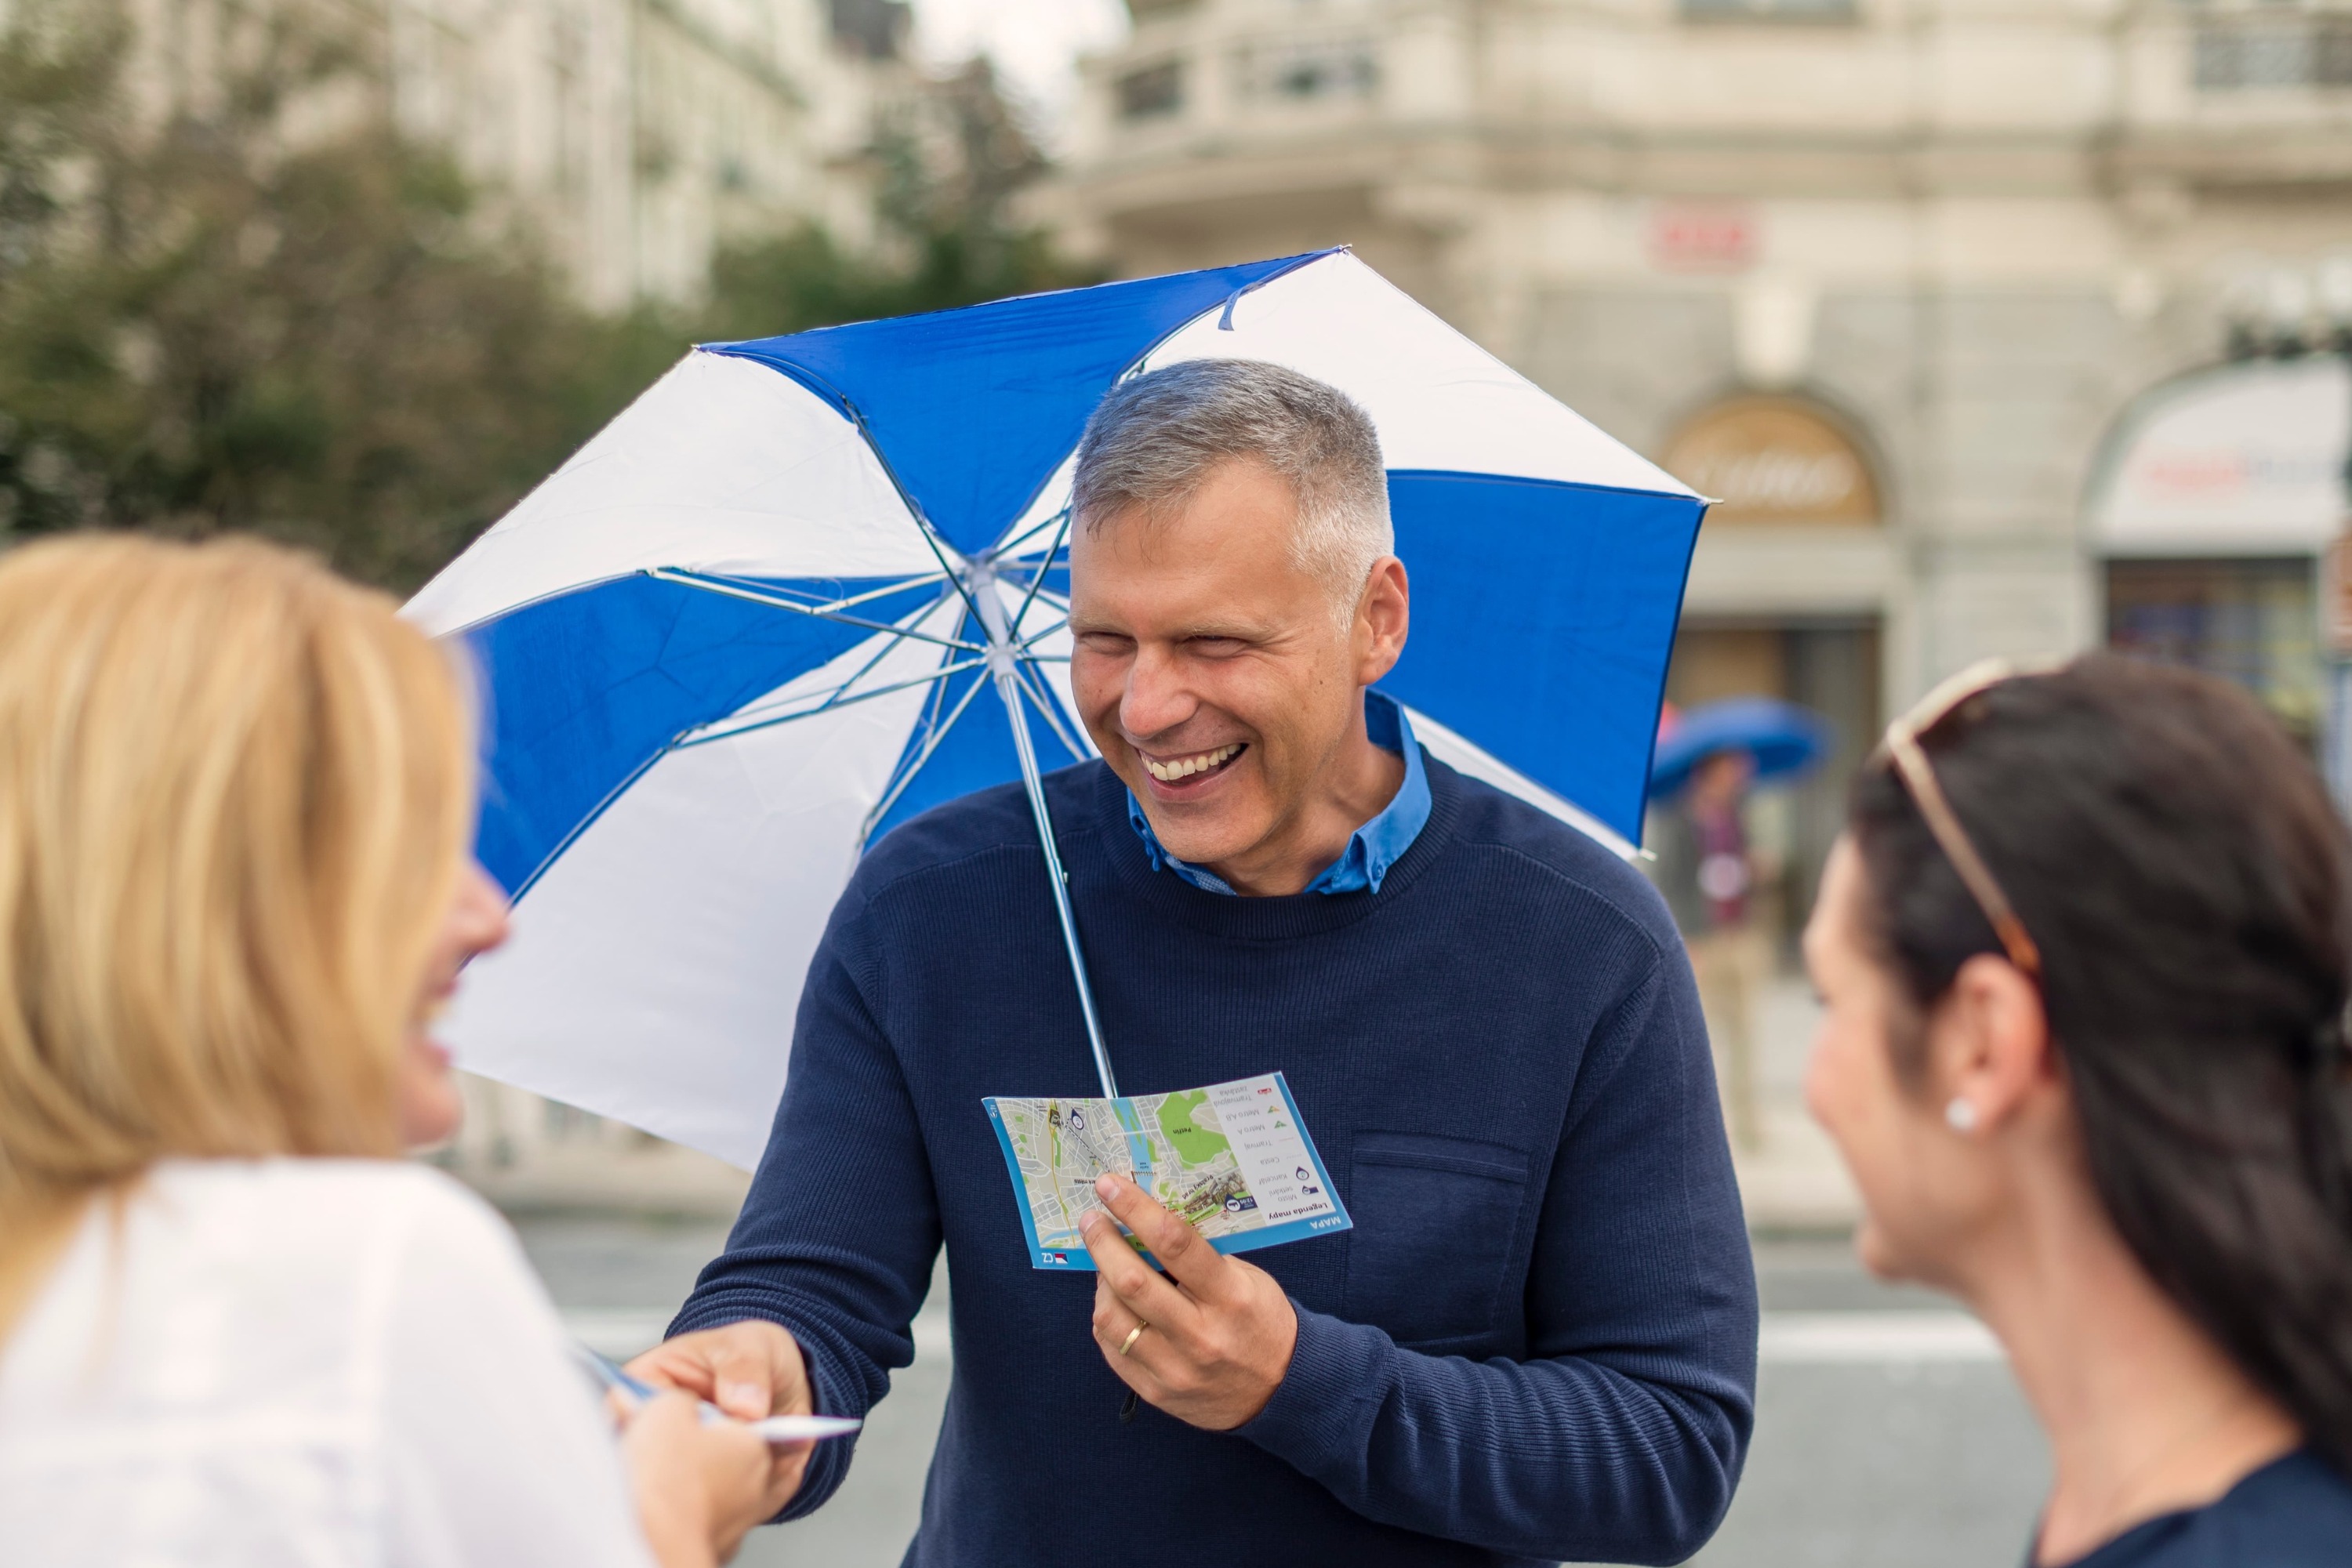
[{"xmin": 0, "ymin": 534, "xmax": 474, "ymax": 1318}]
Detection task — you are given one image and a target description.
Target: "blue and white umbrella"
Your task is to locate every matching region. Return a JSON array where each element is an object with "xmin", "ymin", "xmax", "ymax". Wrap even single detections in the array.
[{"xmin": 408, "ymin": 249, "xmax": 1704, "ymax": 1166}]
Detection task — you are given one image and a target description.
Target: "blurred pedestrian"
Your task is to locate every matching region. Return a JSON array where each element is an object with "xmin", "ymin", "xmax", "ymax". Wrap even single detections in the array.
[
  {"xmin": 0, "ymin": 535, "xmax": 793, "ymax": 1567},
  {"xmin": 1805, "ymin": 652, "xmax": 2352, "ymax": 1566},
  {"xmin": 1660, "ymin": 746, "xmax": 1769, "ymax": 1150}
]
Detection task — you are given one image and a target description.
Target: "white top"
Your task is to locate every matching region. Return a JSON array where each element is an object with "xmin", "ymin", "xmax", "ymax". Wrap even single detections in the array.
[{"xmin": 0, "ymin": 1160, "xmax": 657, "ymax": 1568}]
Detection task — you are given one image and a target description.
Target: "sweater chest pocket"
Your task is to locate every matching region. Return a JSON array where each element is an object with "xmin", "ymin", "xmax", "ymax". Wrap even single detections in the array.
[{"xmin": 1340, "ymin": 1131, "xmax": 1531, "ymax": 1348}]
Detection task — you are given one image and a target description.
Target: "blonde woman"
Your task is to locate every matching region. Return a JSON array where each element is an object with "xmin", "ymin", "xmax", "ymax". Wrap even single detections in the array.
[{"xmin": 0, "ymin": 535, "xmax": 802, "ymax": 1565}]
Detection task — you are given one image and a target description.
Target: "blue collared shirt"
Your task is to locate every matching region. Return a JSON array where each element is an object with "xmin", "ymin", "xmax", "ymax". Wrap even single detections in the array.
[{"xmin": 1126, "ymin": 690, "xmax": 1431, "ymax": 896}]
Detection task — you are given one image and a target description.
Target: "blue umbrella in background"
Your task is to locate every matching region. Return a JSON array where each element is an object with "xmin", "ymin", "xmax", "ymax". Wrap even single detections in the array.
[
  {"xmin": 407, "ymin": 248, "xmax": 1706, "ymax": 1164},
  {"xmin": 1649, "ymin": 697, "xmax": 1835, "ymax": 804}
]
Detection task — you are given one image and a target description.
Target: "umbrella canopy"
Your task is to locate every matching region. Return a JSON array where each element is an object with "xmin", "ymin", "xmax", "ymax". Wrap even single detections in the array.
[
  {"xmin": 1649, "ymin": 697, "xmax": 1834, "ymax": 803},
  {"xmin": 408, "ymin": 249, "xmax": 1705, "ymax": 1166}
]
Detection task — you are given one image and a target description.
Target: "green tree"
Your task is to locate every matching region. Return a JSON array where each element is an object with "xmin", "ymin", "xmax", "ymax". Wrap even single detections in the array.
[
  {"xmin": 0, "ymin": 5, "xmax": 1096, "ymax": 588},
  {"xmin": 0, "ymin": 2, "xmax": 650, "ymax": 588},
  {"xmin": 699, "ymin": 58, "xmax": 1101, "ymax": 342}
]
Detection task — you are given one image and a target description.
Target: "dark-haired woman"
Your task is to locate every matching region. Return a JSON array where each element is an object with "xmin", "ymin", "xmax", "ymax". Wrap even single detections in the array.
[{"xmin": 1803, "ymin": 652, "xmax": 2352, "ymax": 1567}]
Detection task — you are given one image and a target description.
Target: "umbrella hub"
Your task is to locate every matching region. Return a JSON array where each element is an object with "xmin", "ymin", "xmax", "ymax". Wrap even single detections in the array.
[{"xmin": 963, "ymin": 557, "xmax": 1022, "ymax": 678}]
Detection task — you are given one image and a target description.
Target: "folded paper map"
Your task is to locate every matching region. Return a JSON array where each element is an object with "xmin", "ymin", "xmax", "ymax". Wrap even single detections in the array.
[{"xmin": 984, "ymin": 1073, "xmax": 1351, "ymax": 1271}]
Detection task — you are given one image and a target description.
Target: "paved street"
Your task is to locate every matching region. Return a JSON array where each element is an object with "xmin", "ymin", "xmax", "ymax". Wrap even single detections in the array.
[
  {"xmin": 523, "ymin": 1217, "xmax": 2047, "ymax": 1568},
  {"xmin": 509, "ymin": 979, "xmax": 2047, "ymax": 1566}
]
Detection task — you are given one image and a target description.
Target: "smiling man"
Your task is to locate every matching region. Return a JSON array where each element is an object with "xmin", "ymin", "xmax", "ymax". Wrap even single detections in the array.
[
  {"xmin": 1069, "ymin": 406, "xmax": 1413, "ymax": 901},
  {"xmin": 639, "ymin": 361, "xmax": 1758, "ymax": 1567}
]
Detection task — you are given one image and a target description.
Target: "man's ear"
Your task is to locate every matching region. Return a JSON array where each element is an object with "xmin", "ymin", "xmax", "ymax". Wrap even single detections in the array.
[
  {"xmin": 1356, "ymin": 556, "xmax": 1409, "ymax": 685},
  {"xmin": 1932, "ymin": 953, "xmax": 2054, "ymax": 1134}
]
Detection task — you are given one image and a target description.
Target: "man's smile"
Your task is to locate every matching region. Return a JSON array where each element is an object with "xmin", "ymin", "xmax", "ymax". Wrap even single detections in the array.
[{"xmin": 1138, "ymin": 741, "xmax": 1246, "ymax": 784}]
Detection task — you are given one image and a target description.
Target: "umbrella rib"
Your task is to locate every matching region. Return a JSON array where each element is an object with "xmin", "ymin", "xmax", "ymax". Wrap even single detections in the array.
[
  {"xmin": 825, "ymin": 572, "xmax": 949, "ymax": 610},
  {"xmin": 676, "ymin": 658, "xmax": 985, "ymax": 750},
  {"xmin": 992, "ymin": 506, "xmax": 1070, "ymax": 563},
  {"xmin": 1005, "ymin": 509, "xmax": 1070, "ymax": 641},
  {"xmin": 645, "ymin": 568, "xmax": 982, "ymax": 652},
  {"xmin": 722, "ymin": 570, "xmax": 949, "ymax": 615},
  {"xmin": 827, "ymin": 404, "xmax": 990, "ymax": 633},
  {"xmin": 793, "ymin": 612, "xmax": 924, "ymax": 712},
  {"xmin": 657, "ymin": 565, "xmax": 947, "ymax": 616},
  {"xmin": 1012, "ymin": 661, "xmax": 1087, "ymax": 762},
  {"xmin": 916, "ymin": 639, "xmax": 953, "ymax": 728},
  {"xmin": 751, "ymin": 367, "xmax": 990, "ymax": 635},
  {"xmin": 756, "ymin": 648, "xmax": 981, "ymax": 725},
  {"xmin": 715, "ymin": 630, "xmax": 902, "ymax": 729},
  {"xmin": 1018, "ymin": 584, "xmax": 1070, "ymax": 621},
  {"xmin": 916, "ymin": 523, "xmax": 988, "ymax": 633},
  {"xmin": 1016, "ymin": 615, "xmax": 1069, "ymax": 652},
  {"xmin": 714, "ymin": 584, "xmax": 958, "ymax": 728},
  {"xmin": 503, "ymin": 742, "xmax": 676, "ymax": 903},
  {"xmin": 857, "ymin": 670, "xmax": 992, "ymax": 848}
]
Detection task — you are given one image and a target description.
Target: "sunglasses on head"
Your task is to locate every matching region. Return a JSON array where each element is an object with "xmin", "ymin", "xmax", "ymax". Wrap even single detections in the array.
[{"xmin": 1870, "ymin": 656, "xmax": 2063, "ymax": 979}]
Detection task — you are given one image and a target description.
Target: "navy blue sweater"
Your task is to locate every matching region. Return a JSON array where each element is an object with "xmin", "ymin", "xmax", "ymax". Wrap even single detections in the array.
[{"xmin": 673, "ymin": 754, "xmax": 1758, "ymax": 1566}]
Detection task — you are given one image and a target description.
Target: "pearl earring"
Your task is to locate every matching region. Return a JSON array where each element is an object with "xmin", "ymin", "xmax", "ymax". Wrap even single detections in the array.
[{"xmin": 1945, "ymin": 1098, "xmax": 1979, "ymax": 1134}]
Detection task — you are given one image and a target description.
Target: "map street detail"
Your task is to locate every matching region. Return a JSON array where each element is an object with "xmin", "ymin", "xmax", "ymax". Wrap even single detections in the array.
[{"xmin": 984, "ymin": 1073, "xmax": 1351, "ymax": 1269}]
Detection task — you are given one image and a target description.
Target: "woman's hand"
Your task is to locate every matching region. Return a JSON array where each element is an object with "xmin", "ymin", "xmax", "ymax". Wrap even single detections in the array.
[{"xmin": 620, "ymin": 1389, "xmax": 812, "ymax": 1567}]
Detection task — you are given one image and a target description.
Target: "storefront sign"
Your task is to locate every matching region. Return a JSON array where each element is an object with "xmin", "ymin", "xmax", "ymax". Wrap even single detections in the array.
[
  {"xmin": 1648, "ymin": 202, "xmax": 1758, "ymax": 274},
  {"xmin": 1661, "ymin": 396, "xmax": 1879, "ymax": 526},
  {"xmin": 2089, "ymin": 358, "xmax": 2351, "ymax": 556}
]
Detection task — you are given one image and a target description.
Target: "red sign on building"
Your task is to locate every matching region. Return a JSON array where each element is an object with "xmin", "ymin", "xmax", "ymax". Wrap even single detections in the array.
[{"xmin": 1648, "ymin": 202, "xmax": 1759, "ymax": 273}]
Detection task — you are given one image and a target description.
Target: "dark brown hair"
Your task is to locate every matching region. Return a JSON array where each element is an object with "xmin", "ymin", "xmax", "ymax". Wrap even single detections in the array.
[{"xmin": 1849, "ymin": 652, "xmax": 2352, "ymax": 1475}]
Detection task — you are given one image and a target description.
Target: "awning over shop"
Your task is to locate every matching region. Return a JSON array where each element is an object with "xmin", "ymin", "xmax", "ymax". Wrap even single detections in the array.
[{"xmin": 2089, "ymin": 357, "xmax": 2350, "ymax": 557}]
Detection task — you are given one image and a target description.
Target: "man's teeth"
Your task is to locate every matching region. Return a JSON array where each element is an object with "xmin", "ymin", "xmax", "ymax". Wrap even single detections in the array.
[{"xmin": 1143, "ymin": 743, "xmax": 1240, "ymax": 782}]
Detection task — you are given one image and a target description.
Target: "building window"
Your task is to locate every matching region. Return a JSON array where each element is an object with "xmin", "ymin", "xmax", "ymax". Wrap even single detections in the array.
[
  {"xmin": 1680, "ymin": 0, "xmax": 1860, "ymax": 23},
  {"xmin": 2194, "ymin": 17, "xmax": 2352, "ymax": 90},
  {"xmin": 1116, "ymin": 60, "xmax": 1185, "ymax": 121},
  {"xmin": 1241, "ymin": 39, "xmax": 1378, "ymax": 103},
  {"xmin": 2106, "ymin": 558, "xmax": 2323, "ymax": 744}
]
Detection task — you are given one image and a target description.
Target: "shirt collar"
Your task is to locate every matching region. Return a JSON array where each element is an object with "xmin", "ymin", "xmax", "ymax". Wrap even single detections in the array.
[{"xmin": 1126, "ymin": 690, "xmax": 1432, "ymax": 897}]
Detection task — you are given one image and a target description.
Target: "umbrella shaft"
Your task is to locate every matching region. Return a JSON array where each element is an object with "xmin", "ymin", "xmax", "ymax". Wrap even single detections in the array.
[
  {"xmin": 993, "ymin": 662, "xmax": 1119, "ymax": 1099},
  {"xmin": 974, "ymin": 564, "xmax": 1119, "ymax": 1100}
]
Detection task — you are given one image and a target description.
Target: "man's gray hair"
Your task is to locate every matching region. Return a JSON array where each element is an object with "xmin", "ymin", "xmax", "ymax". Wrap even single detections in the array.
[{"xmin": 1069, "ymin": 360, "xmax": 1392, "ymax": 610}]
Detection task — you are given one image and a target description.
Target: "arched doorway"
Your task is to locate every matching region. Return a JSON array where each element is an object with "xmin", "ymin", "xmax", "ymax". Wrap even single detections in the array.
[
  {"xmin": 1653, "ymin": 393, "xmax": 1888, "ymax": 960},
  {"xmin": 1662, "ymin": 394, "xmax": 1881, "ymax": 528},
  {"xmin": 2086, "ymin": 357, "xmax": 2351, "ymax": 766}
]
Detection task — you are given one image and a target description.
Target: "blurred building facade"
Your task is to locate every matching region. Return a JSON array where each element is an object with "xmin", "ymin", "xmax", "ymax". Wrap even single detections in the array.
[
  {"xmin": 1059, "ymin": 0, "xmax": 2352, "ymax": 937},
  {"xmin": 123, "ymin": 0, "xmax": 910, "ymax": 307}
]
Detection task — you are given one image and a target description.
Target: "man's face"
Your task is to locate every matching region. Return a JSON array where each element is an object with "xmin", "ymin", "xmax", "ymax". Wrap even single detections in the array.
[{"xmin": 1069, "ymin": 458, "xmax": 1386, "ymax": 870}]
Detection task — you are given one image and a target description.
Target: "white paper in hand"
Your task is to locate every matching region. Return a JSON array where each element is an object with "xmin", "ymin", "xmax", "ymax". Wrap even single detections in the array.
[{"xmin": 751, "ymin": 1414, "xmax": 863, "ymax": 1443}]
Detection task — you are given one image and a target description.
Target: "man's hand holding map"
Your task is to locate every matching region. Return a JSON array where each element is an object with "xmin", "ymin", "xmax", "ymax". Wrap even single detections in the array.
[{"xmin": 984, "ymin": 1073, "xmax": 1350, "ymax": 1269}]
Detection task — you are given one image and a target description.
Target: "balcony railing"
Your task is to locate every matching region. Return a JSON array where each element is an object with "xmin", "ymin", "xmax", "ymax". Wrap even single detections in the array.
[
  {"xmin": 1234, "ymin": 38, "xmax": 1379, "ymax": 105},
  {"xmin": 2194, "ymin": 16, "xmax": 2352, "ymax": 89},
  {"xmin": 1680, "ymin": 0, "xmax": 1860, "ymax": 23}
]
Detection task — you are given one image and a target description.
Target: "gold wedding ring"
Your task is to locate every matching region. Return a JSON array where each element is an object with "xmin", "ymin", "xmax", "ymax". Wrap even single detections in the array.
[{"xmin": 1116, "ymin": 1323, "xmax": 1147, "ymax": 1357}]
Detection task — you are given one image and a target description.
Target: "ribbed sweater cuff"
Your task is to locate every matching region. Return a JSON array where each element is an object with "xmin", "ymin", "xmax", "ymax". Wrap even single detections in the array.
[{"xmin": 1236, "ymin": 1301, "xmax": 1387, "ymax": 1475}]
